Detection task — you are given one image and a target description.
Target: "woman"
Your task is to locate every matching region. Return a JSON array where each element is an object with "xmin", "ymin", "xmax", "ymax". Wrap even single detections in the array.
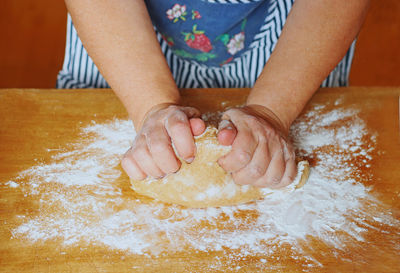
[{"xmin": 57, "ymin": 0, "xmax": 370, "ymax": 188}]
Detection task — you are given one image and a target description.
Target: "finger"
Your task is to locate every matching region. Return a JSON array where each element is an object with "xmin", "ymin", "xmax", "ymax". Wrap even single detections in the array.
[
  {"xmin": 279, "ymin": 141, "xmax": 297, "ymax": 187},
  {"xmin": 217, "ymin": 120, "xmax": 237, "ymax": 146},
  {"xmin": 132, "ymin": 136, "xmax": 165, "ymax": 178},
  {"xmin": 280, "ymin": 156, "xmax": 297, "ymax": 187},
  {"xmin": 145, "ymin": 126, "xmax": 181, "ymax": 174},
  {"xmin": 189, "ymin": 118, "xmax": 206, "ymax": 136},
  {"xmin": 231, "ymin": 136, "xmax": 270, "ymax": 185},
  {"xmin": 254, "ymin": 141, "xmax": 286, "ymax": 188},
  {"xmin": 165, "ymin": 111, "xmax": 196, "ymax": 162},
  {"xmin": 218, "ymin": 123, "xmax": 257, "ymax": 173},
  {"xmin": 121, "ymin": 148, "xmax": 146, "ymax": 180}
]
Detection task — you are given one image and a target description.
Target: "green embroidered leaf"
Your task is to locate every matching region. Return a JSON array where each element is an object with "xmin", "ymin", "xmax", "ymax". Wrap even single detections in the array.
[
  {"xmin": 241, "ymin": 19, "xmax": 247, "ymax": 31},
  {"xmin": 195, "ymin": 53, "xmax": 216, "ymax": 62},
  {"xmin": 173, "ymin": 50, "xmax": 216, "ymax": 62},
  {"xmin": 181, "ymin": 16, "xmax": 186, "ymax": 21},
  {"xmin": 181, "ymin": 32, "xmax": 188, "ymax": 41},
  {"xmin": 173, "ymin": 18, "xmax": 178, "ymax": 23},
  {"xmin": 191, "ymin": 10, "xmax": 199, "ymax": 20},
  {"xmin": 216, "ymin": 34, "xmax": 230, "ymax": 45},
  {"xmin": 173, "ymin": 49, "xmax": 194, "ymax": 58},
  {"xmin": 192, "ymin": 24, "xmax": 205, "ymax": 34}
]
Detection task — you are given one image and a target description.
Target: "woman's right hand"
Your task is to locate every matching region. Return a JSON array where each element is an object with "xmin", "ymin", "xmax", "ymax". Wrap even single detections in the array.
[{"xmin": 121, "ymin": 104, "xmax": 206, "ymax": 180}]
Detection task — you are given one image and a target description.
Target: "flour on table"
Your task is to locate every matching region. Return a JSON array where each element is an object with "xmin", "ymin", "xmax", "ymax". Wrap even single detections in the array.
[
  {"xmin": 5, "ymin": 181, "xmax": 19, "ymax": 188},
  {"xmin": 6, "ymin": 103, "xmax": 400, "ymax": 268}
]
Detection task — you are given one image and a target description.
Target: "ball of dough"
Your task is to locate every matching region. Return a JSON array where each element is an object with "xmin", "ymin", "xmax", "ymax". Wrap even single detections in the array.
[{"xmin": 130, "ymin": 127, "xmax": 309, "ymax": 208}]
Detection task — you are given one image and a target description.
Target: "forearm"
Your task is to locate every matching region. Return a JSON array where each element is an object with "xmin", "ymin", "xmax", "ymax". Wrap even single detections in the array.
[
  {"xmin": 247, "ymin": 0, "xmax": 370, "ymax": 130},
  {"xmin": 65, "ymin": 0, "xmax": 180, "ymax": 127}
]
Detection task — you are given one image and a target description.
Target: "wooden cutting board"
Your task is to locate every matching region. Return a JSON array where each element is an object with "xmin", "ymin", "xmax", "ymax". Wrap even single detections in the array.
[{"xmin": 0, "ymin": 87, "xmax": 399, "ymax": 272}]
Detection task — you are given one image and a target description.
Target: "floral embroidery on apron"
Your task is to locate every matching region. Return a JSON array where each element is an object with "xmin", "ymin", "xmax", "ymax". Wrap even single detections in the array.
[{"xmin": 145, "ymin": 1, "xmax": 270, "ymax": 66}]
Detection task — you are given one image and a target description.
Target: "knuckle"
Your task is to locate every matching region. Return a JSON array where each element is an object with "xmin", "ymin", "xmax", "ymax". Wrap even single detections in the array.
[
  {"xmin": 248, "ymin": 115, "xmax": 259, "ymax": 122},
  {"xmin": 265, "ymin": 129, "xmax": 278, "ymax": 139},
  {"xmin": 132, "ymin": 146, "xmax": 147, "ymax": 160},
  {"xmin": 167, "ymin": 105, "xmax": 177, "ymax": 110},
  {"xmin": 164, "ymin": 105, "xmax": 178, "ymax": 114},
  {"xmin": 173, "ymin": 108, "xmax": 188, "ymax": 119},
  {"xmin": 256, "ymin": 176, "xmax": 282, "ymax": 189},
  {"xmin": 248, "ymin": 165, "xmax": 264, "ymax": 179},
  {"xmin": 150, "ymin": 141, "xmax": 168, "ymax": 154},
  {"xmin": 235, "ymin": 149, "xmax": 252, "ymax": 165},
  {"xmin": 245, "ymin": 115, "xmax": 259, "ymax": 126},
  {"xmin": 257, "ymin": 133, "xmax": 268, "ymax": 145},
  {"xmin": 266, "ymin": 176, "xmax": 284, "ymax": 188},
  {"xmin": 253, "ymin": 170, "xmax": 286, "ymax": 188},
  {"xmin": 269, "ymin": 176, "xmax": 282, "ymax": 185}
]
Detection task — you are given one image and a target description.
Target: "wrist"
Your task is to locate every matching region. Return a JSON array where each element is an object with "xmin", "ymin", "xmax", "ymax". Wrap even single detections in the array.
[
  {"xmin": 130, "ymin": 95, "xmax": 181, "ymax": 130},
  {"xmin": 117, "ymin": 82, "xmax": 181, "ymax": 130},
  {"xmin": 242, "ymin": 104, "xmax": 290, "ymax": 135},
  {"xmin": 134, "ymin": 102, "xmax": 179, "ymax": 131},
  {"xmin": 247, "ymin": 85, "xmax": 311, "ymax": 131}
]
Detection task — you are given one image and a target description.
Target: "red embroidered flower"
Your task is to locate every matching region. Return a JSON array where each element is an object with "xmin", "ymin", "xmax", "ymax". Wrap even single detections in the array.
[
  {"xmin": 192, "ymin": 10, "xmax": 201, "ymax": 20},
  {"xmin": 182, "ymin": 25, "xmax": 212, "ymax": 53}
]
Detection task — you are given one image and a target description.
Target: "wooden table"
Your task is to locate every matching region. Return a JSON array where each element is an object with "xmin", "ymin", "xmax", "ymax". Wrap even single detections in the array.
[{"xmin": 0, "ymin": 88, "xmax": 399, "ymax": 272}]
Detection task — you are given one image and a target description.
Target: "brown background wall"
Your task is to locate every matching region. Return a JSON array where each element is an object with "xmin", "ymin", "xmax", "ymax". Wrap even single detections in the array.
[{"xmin": 0, "ymin": 0, "xmax": 399, "ymax": 88}]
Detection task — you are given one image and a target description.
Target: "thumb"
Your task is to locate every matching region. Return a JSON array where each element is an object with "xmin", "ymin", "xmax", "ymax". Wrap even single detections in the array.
[
  {"xmin": 189, "ymin": 118, "xmax": 206, "ymax": 136},
  {"xmin": 179, "ymin": 106, "xmax": 205, "ymax": 136},
  {"xmin": 217, "ymin": 119, "xmax": 237, "ymax": 146}
]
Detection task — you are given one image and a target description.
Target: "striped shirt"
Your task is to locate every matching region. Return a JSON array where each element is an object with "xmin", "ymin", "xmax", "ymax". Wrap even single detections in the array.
[{"xmin": 57, "ymin": 0, "xmax": 356, "ymax": 89}]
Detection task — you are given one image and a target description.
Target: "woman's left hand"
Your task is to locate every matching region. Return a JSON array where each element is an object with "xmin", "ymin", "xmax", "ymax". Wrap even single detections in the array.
[{"xmin": 217, "ymin": 104, "xmax": 297, "ymax": 189}]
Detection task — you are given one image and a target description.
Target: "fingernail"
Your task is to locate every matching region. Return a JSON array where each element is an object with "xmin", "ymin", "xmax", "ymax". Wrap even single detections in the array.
[{"xmin": 186, "ymin": 157, "xmax": 195, "ymax": 163}]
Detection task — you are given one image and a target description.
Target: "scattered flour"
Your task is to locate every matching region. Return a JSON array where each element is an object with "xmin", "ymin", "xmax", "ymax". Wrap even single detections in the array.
[
  {"xmin": 5, "ymin": 181, "xmax": 19, "ymax": 188},
  {"xmin": 5, "ymin": 180, "xmax": 19, "ymax": 188},
  {"xmin": 6, "ymin": 103, "xmax": 400, "ymax": 268}
]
